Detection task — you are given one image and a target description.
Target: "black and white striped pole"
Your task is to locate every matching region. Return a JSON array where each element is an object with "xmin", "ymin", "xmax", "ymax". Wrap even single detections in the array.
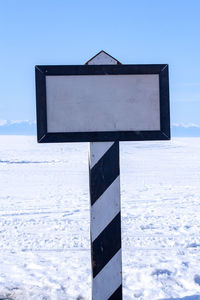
[
  {"xmin": 35, "ymin": 52, "xmax": 170, "ymax": 300},
  {"xmin": 87, "ymin": 52, "xmax": 122, "ymax": 299}
]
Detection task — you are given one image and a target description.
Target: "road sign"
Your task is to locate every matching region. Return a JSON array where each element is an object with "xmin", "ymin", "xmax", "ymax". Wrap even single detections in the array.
[
  {"xmin": 35, "ymin": 57, "xmax": 170, "ymax": 143},
  {"xmin": 35, "ymin": 50, "xmax": 170, "ymax": 300}
]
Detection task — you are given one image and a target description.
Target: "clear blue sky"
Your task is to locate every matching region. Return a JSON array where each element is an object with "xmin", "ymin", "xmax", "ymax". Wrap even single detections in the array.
[{"xmin": 1, "ymin": 0, "xmax": 200, "ymax": 126}]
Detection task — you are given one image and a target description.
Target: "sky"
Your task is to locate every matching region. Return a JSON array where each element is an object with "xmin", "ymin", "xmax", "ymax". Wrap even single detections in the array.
[{"xmin": 1, "ymin": 0, "xmax": 200, "ymax": 129}]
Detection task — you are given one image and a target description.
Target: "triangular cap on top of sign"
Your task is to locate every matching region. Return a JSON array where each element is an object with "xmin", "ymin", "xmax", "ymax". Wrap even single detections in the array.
[{"xmin": 85, "ymin": 50, "xmax": 121, "ymax": 65}]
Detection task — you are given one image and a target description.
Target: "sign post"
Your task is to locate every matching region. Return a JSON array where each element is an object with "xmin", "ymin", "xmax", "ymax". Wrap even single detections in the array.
[
  {"xmin": 87, "ymin": 52, "xmax": 122, "ymax": 299},
  {"xmin": 35, "ymin": 51, "xmax": 170, "ymax": 299}
]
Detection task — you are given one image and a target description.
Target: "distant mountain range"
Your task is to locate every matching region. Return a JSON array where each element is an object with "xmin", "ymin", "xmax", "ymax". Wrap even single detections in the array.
[
  {"xmin": 0, "ymin": 120, "xmax": 200, "ymax": 137},
  {"xmin": 172, "ymin": 123, "xmax": 200, "ymax": 137},
  {"xmin": 0, "ymin": 120, "xmax": 36, "ymax": 135}
]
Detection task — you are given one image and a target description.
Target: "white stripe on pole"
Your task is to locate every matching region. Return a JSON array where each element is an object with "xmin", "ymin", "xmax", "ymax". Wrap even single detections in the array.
[
  {"xmin": 89, "ymin": 141, "xmax": 114, "ymax": 169},
  {"xmin": 92, "ymin": 249, "xmax": 122, "ymax": 300},
  {"xmin": 91, "ymin": 176, "xmax": 120, "ymax": 241}
]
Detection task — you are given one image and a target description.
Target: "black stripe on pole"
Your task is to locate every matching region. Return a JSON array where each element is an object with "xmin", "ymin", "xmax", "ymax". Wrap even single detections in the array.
[
  {"xmin": 90, "ymin": 141, "xmax": 119, "ymax": 205},
  {"xmin": 92, "ymin": 212, "xmax": 121, "ymax": 277},
  {"xmin": 108, "ymin": 285, "xmax": 122, "ymax": 300}
]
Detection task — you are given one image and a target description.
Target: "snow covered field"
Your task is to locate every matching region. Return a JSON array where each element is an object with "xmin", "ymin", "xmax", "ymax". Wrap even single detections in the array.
[{"xmin": 0, "ymin": 136, "xmax": 200, "ymax": 300}]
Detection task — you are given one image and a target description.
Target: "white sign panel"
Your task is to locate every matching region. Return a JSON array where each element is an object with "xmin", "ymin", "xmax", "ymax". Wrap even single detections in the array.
[{"xmin": 46, "ymin": 74, "xmax": 160, "ymax": 133}]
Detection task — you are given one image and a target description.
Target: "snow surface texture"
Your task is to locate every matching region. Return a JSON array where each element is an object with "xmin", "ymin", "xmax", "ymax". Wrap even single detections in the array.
[{"xmin": 0, "ymin": 136, "xmax": 200, "ymax": 300}]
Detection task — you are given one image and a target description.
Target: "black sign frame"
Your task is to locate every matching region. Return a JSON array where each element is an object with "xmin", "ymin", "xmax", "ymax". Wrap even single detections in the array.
[{"xmin": 35, "ymin": 64, "xmax": 170, "ymax": 143}]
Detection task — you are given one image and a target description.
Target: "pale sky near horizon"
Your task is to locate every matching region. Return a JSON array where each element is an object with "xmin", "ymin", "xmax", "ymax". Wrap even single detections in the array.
[{"xmin": 1, "ymin": 0, "xmax": 200, "ymax": 127}]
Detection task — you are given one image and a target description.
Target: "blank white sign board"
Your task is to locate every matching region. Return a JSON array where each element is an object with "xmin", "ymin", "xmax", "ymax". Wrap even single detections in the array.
[
  {"xmin": 35, "ymin": 64, "xmax": 170, "ymax": 142},
  {"xmin": 46, "ymin": 74, "xmax": 160, "ymax": 133}
]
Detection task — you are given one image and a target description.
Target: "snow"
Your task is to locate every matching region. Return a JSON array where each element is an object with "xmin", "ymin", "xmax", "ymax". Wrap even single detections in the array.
[{"xmin": 0, "ymin": 136, "xmax": 200, "ymax": 300}]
